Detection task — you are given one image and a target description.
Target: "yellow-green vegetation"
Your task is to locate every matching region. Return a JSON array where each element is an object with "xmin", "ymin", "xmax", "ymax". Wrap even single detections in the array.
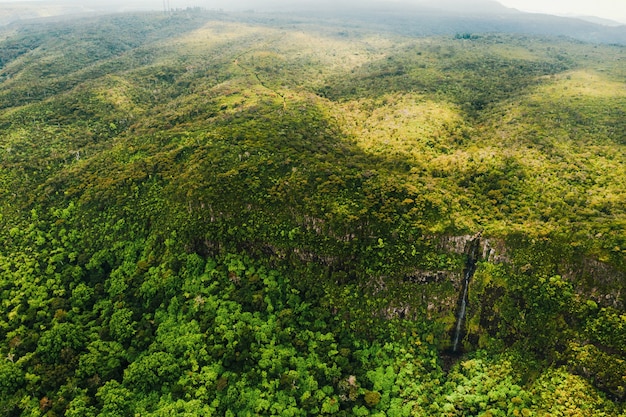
[{"xmin": 0, "ymin": 9, "xmax": 624, "ymax": 416}]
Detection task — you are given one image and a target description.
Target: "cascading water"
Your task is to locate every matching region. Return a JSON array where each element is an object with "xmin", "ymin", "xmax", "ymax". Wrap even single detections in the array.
[
  {"xmin": 451, "ymin": 270, "xmax": 470, "ymax": 352},
  {"xmin": 451, "ymin": 234, "xmax": 481, "ymax": 353}
]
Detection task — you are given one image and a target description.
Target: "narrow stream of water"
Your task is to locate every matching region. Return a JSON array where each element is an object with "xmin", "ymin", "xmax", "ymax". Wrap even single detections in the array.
[
  {"xmin": 452, "ymin": 269, "xmax": 471, "ymax": 352},
  {"xmin": 451, "ymin": 234, "xmax": 481, "ymax": 353}
]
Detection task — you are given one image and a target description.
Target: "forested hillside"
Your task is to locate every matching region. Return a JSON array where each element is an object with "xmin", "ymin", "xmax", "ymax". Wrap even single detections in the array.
[{"xmin": 0, "ymin": 9, "xmax": 625, "ymax": 416}]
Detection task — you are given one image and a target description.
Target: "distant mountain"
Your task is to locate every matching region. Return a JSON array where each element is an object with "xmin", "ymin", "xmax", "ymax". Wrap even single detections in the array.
[
  {"xmin": 236, "ymin": 0, "xmax": 519, "ymax": 14},
  {"xmin": 0, "ymin": 0, "xmax": 156, "ymax": 26},
  {"xmin": 268, "ymin": 0, "xmax": 626, "ymax": 45},
  {"xmin": 0, "ymin": 0, "xmax": 625, "ymax": 44},
  {"xmin": 571, "ymin": 15, "xmax": 624, "ymax": 27},
  {"xmin": 399, "ymin": 0, "xmax": 514, "ymax": 14}
]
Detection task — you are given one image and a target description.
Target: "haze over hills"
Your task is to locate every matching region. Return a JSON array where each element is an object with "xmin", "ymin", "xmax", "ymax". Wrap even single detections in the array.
[{"xmin": 1, "ymin": 0, "xmax": 625, "ymax": 44}]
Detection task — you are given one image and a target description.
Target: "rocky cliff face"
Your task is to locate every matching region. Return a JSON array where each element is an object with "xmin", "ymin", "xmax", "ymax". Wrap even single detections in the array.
[
  {"xmin": 438, "ymin": 234, "xmax": 624, "ymax": 309},
  {"xmin": 382, "ymin": 233, "xmax": 624, "ymax": 353},
  {"xmin": 563, "ymin": 257, "xmax": 625, "ymax": 310},
  {"xmin": 437, "ymin": 234, "xmax": 508, "ymax": 264}
]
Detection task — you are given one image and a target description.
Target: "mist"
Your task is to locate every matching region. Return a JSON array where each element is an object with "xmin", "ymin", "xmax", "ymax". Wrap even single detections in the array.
[
  {"xmin": 0, "ymin": 0, "xmax": 514, "ymax": 15},
  {"xmin": 1, "ymin": 0, "xmax": 624, "ymax": 44}
]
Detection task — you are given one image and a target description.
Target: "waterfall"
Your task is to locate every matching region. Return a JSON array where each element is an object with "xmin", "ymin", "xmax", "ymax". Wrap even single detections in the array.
[
  {"xmin": 451, "ymin": 234, "xmax": 481, "ymax": 353},
  {"xmin": 451, "ymin": 269, "xmax": 470, "ymax": 352}
]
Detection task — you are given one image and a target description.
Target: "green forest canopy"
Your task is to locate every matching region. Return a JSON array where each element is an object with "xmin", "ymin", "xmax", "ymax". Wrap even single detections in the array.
[{"xmin": 0, "ymin": 9, "xmax": 625, "ymax": 417}]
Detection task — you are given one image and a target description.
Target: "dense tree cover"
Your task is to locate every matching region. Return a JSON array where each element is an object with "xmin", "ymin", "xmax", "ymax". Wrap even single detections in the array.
[{"xmin": 0, "ymin": 9, "xmax": 625, "ymax": 416}]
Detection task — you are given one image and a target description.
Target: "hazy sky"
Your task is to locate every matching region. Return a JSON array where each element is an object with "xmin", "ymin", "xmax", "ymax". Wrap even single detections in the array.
[
  {"xmin": 1, "ymin": 0, "xmax": 625, "ymax": 24},
  {"xmin": 497, "ymin": 0, "xmax": 626, "ymax": 23}
]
